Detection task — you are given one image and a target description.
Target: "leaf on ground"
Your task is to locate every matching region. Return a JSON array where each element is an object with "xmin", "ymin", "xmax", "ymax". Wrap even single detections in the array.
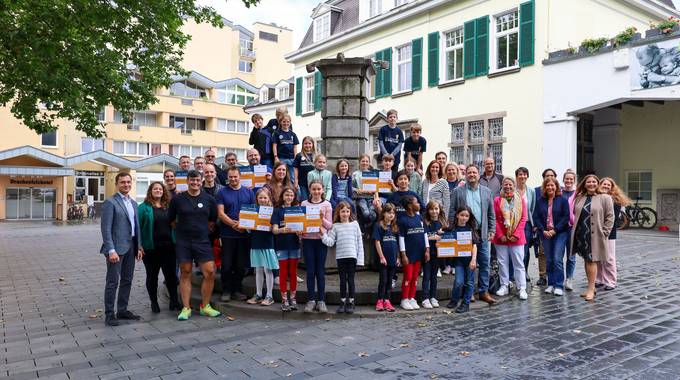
[
  {"xmin": 417, "ymin": 357, "xmax": 430, "ymax": 363},
  {"xmin": 95, "ymin": 309, "xmax": 103, "ymax": 313},
  {"xmin": 358, "ymin": 352, "xmax": 369, "ymax": 357},
  {"xmin": 286, "ymin": 374, "xmax": 292, "ymax": 377},
  {"xmin": 227, "ymin": 316, "xmax": 236, "ymax": 321},
  {"xmin": 232, "ymin": 349, "xmax": 242, "ymax": 354},
  {"xmin": 430, "ymin": 374, "xmax": 438, "ymax": 379},
  {"xmin": 459, "ymin": 351, "xmax": 470, "ymax": 357},
  {"xmin": 572, "ymin": 329, "xmax": 582, "ymax": 334},
  {"xmin": 399, "ymin": 343, "xmax": 410, "ymax": 348},
  {"xmin": 325, "ymin": 318, "xmax": 331, "ymax": 321},
  {"xmin": 417, "ymin": 322, "xmax": 428, "ymax": 327},
  {"xmin": 442, "ymin": 310, "xmax": 452, "ymax": 314},
  {"xmin": 408, "ymin": 364, "xmax": 418, "ymax": 368},
  {"xmin": 558, "ymin": 353, "xmax": 565, "ymax": 357},
  {"xmin": 501, "ymin": 366, "xmax": 508, "ymax": 369},
  {"xmin": 59, "ymin": 277, "xmax": 65, "ymax": 282},
  {"xmin": 88, "ymin": 314, "xmax": 99, "ymax": 319}
]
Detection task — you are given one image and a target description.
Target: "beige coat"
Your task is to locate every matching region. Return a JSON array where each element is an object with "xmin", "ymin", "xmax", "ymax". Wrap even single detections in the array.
[{"xmin": 571, "ymin": 194, "xmax": 615, "ymax": 262}]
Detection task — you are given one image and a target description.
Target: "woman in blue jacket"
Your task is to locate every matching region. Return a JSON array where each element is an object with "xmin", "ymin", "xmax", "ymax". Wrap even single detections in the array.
[{"xmin": 533, "ymin": 177, "xmax": 570, "ymax": 296}]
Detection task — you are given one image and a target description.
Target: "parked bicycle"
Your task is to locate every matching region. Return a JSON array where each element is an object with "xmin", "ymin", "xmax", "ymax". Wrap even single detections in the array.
[
  {"xmin": 67, "ymin": 203, "xmax": 84, "ymax": 221},
  {"xmin": 617, "ymin": 197, "xmax": 657, "ymax": 230}
]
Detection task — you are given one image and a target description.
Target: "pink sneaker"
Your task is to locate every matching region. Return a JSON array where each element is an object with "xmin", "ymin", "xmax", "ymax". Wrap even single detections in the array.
[
  {"xmin": 375, "ymin": 299, "xmax": 384, "ymax": 311},
  {"xmin": 384, "ymin": 299, "xmax": 395, "ymax": 312}
]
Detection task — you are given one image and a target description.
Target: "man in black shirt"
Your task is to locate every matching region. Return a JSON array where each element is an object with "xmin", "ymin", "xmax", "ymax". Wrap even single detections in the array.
[{"xmin": 168, "ymin": 170, "xmax": 221, "ymax": 320}]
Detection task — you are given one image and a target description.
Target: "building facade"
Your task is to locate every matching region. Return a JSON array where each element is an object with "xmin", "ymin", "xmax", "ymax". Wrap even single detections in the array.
[
  {"xmin": 286, "ymin": 0, "xmax": 676, "ymax": 187},
  {"xmin": 0, "ymin": 18, "xmax": 293, "ymax": 220}
]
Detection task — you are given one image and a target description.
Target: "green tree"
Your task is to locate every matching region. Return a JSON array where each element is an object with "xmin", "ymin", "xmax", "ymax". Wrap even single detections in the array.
[{"xmin": 0, "ymin": 0, "xmax": 259, "ymax": 138}]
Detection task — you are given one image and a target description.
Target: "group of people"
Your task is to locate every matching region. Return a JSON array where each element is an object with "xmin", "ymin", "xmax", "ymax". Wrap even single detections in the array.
[{"xmin": 100, "ymin": 108, "xmax": 629, "ymax": 325}]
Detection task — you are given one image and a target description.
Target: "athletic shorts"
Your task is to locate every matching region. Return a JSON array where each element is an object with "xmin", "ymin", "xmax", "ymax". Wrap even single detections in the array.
[{"xmin": 176, "ymin": 241, "xmax": 213, "ymax": 265}]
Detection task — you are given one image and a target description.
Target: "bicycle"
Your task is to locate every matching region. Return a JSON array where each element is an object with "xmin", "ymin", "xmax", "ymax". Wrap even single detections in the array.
[
  {"xmin": 618, "ymin": 197, "xmax": 657, "ymax": 230},
  {"xmin": 67, "ymin": 203, "xmax": 84, "ymax": 221}
]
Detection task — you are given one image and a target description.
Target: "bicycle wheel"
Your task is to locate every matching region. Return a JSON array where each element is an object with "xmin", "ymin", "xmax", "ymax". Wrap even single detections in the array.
[
  {"xmin": 637, "ymin": 207, "xmax": 657, "ymax": 229},
  {"xmin": 617, "ymin": 212, "xmax": 630, "ymax": 230}
]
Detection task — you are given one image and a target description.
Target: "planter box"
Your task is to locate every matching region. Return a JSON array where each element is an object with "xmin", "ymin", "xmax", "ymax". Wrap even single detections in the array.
[
  {"xmin": 548, "ymin": 49, "xmax": 572, "ymax": 59},
  {"xmin": 645, "ymin": 28, "xmax": 662, "ymax": 38}
]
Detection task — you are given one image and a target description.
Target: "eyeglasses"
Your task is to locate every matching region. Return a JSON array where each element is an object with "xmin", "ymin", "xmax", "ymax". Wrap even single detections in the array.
[{"xmin": 206, "ymin": 155, "xmax": 215, "ymax": 158}]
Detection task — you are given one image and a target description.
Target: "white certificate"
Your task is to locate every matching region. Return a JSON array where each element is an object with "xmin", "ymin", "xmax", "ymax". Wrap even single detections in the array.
[
  {"xmin": 254, "ymin": 165, "xmax": 268, "ymax": 175},
  {"xmin": 238, "ymin": 218, "xmax": 255, "ymax": 229}
]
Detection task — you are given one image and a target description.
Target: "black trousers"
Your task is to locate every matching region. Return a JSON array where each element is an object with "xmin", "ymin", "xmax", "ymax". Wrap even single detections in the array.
[
  {"xmin": 104, "ymin": 246, "xmax": 135, "ymax": 318},
  {"xmin": 337, "ymin": 258, "xmax": 357, "ymax": 299},
  {"xmin": 378, "ymin": 264, "xmax": 397, "ymax": 300},
  {"xmin": 142, "ymin": 242, "xmax": 178, "ymax": 305},
  {"xmin": 220, "ymin": 237, "xmax": 250, "ymax": 294}
]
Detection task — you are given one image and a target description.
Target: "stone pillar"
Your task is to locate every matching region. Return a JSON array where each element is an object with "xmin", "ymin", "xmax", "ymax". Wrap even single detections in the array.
[{"xmin": 314, "ymin": 57, "xmax": 375, "ymax": 170}]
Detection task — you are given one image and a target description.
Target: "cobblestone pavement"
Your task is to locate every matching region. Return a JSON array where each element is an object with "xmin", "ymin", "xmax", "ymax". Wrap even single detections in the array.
[{"xmin": 1, "ymin": 222, "xmax": 680, "ymax": 379}]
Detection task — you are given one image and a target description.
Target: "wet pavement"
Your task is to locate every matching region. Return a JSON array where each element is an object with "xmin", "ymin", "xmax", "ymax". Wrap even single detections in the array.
[{"xmin": 1, "ymin": 222, "xmax": 679, "ymax": 379}]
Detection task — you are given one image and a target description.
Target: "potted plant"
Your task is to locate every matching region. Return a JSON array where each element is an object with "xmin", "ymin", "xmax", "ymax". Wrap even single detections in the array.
[
  {"xmin": 650, "ymin": 17, "xmax": 680, "ymax": 35},
  {"xmin": 612, "ymin": 27, "xmax": 639, "ymax": 47},
  {"xmin": 580, "ymin": 37, "xmax": 609, "ymax": 54}
]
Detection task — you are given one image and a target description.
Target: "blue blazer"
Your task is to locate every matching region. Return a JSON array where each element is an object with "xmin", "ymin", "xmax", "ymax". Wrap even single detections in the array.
[
  {"xmin": 100, "ymin": 193, "xmax": 142, "ymax": 255},
  {"xmin": 533, "ymin": 196, "xmax": 570, "ymax": 233}
]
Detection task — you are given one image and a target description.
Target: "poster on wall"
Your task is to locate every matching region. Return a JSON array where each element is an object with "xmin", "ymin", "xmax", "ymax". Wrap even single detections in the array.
[{"xmin": 631, "ymin": 39, "xmax": 680, "ymax": 90}]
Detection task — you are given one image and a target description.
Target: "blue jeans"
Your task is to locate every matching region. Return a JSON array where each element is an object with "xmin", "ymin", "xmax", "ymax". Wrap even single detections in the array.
[
  {"xmin": 476, "ymin": 240, "xmax": 491, "ymax": 295},
  {"xmin": 298, "ymin": 185, "xmax": 309, "ymax": 202},
  {"xmin": 302, "ymin": 239, "xmax": 327, "ymax": 301},
  {"xmin": 261, "ymin": 157, "xmax": 274, "ymax": 169},
  {"xmin": 421, "ymin": 256, "xmax": 439, "ymax": 299},
  {"xmin": 565, "ymin": 235, "xmax": 576, "ymax": 279},
  {"xmin": 541, "ymin": 231, "xmax": 568, "ymax": 290},
  {"xmin": 451, "ymin": 261, "xmax": 474, "ymax": 304},
  {"xmin": 279, "ymin": 158, "xmax": 295, "ymax": 183}
]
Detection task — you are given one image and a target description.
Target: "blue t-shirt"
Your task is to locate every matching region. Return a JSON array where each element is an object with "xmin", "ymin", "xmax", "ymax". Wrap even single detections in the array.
[
  {"xmin": 450, "ymin": 225, "xmax": 475, "ymax": 266},
  {"xmin": 293, "ymin": 153, "xmax": 315, "ymax": 188},
  {"xmin": 215, "ymin": 186, "xmax": 255, "ymax": 238},
  {"xmin": 378, "ymin": 125, "xmax": 404, "ymax": 163},
  {"xmin": 424, "ymin": 220, "xmax": 443, "ymax": 259},
  {"xmin": 372, "ymin": 223, "xmax": 399, "ymax": 266},
  {"xmin": 398, "ymin": 213, "xmax": 426, "ymax": 262},
  {"xmin": 270, "ymin": 207, "xmax": 301, "ymax": 251},
  {"xmin": 250, "ymin": 230, "xmax": 274, "ymax": 250},
  {"xmin": 273, "ymin": 129, "xmax": 299, "ymax": 160},
  {"xmin": 387, "ymin": 190, "xmax": 424, "ymax": 218},
  {"xmin": 403, "ymin": 136, "xmax": 427, "ymax": 164}
]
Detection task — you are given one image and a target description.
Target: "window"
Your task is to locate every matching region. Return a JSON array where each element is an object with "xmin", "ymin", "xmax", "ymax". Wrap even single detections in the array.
[
  {"xmin": 369, "ymin": 0, "xmax": 382, "ymax": 17},
  {"xmin": 394, "ymin": 44, "xmax": 412, "ymax": 92},
  {"xmin": 97, "ymin": 107, "xmax": 106, "ymax": 122},
  {"xmin": 169, "ymin": 80, "xmax": 207, "ymax": 98},
  {"xmin": 627, "ymin": 171, "xmax": 653, "ymax": 202},
  {"xmin": 113, "ymin": 141, "xmax": 150, "ymax": 156},
  {"xmin": 449, "ymin": 115, "xmax": 506, "ymax": 171},
  {"xmin": 443, "ymin": 28, "xmax": 464, "ymax": 81},
  {"xmin": 132, "ymin": 112, "xmax": 157, "ymax": 127},
  {"xmin": 259, "ymin": 31, "xmax": 278, "ymax": 42},
  {"xmin": 313, "ymin": 12, "xmax": 331, "ymax": 42},
  {"xmin": 394, "ymin": 0, "xmax": 410, "ymax": 5},
  {"xmin": 170, "ymin": 116, "xmax": 206, "ymax": 133},
  {"xmin": 239, "ymin": 60, "xmax": 253, "ymax": 73},
  {"xmin": 494, "ymin": 9, "xmax": 519, "ymax": 70},
  {"xmin": 41, "ymin": 131, "xmax": 57, "ymax": 147},
  {"xmin": 304, "ymin": 75, "xmax": 315, "ymax": 113},
  {"xmin": 216, "ymin": 85, "xmax": 256, "ymax": 105},
  {"xmin": 259, "ymin": 89, "xmax": 268, "ymax": 103},
  {"xmin": 150, "ymin": 143, "xmax": 161, "ymax": 155},
  {"xmin": 81, "ymin": 138, "xmax": 103, "ymax": 153},
  {"xmin": 239, "ymin": 38, "xmax": 254, "ymax": 57},
  {"xmin": 113, "ymin": 141, "xmax": 124, "ymax": 154},
  {"xmin": 277, "ymin": 86, "xmax": 289, "ymax": 100},
  {"xmin": 113, "ymin": 110, "xmax": 129, "ymax": 123},
  {"xmin": 217, "ymin": 119, "xmax": 249, "ymax": 134}
]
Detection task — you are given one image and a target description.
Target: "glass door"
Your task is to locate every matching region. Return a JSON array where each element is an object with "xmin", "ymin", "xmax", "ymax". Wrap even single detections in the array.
[{"xmin": 5, "ymin": 187, "xmax": 56, "ymax": 219}]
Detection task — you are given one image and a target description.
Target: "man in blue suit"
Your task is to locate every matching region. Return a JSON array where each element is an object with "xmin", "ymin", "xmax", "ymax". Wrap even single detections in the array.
[{"xmin": 100, "ymin": 172, "xmax": 144, "ymax": 326}]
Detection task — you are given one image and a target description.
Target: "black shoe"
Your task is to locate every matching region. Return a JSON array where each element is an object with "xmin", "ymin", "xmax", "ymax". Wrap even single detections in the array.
[
  {"xmin": 536, "ymin": 277, "xmax": 547, "ymax": 286},
  {"xmin": 455, "ymin": 303, "xmax": 469, "ymax": 313},
  {"xmin": 105, "ymin": 316, "xmax": 119, "ymax": 326},
  {"xmin": 232, "ymin": 292, "xmax": 248, "ymax": 301},
  {"xmin": 116, "ymin": 310, "xmax": 141, "ymax": 320},
  {"xmin": 169, "ymin": 301, "xmax": 182, "ymax": 311},
  {"xmin": 604, "ymin": 285, "xmax": 616, "ymax": 291},
  {"xmin": 446, "ymin": 300, "xmax": 459, "ymax": 309},
  {"xmin": 151, "ymin": 301, "xmax": 161, "ymax": 313},
  {"xmin": 345, "ymin": 300, "xmax": 355, "ymax": 314},
  {"xmin": 336, "ymin": 302, "xmax": 346, "ymax": 314}
]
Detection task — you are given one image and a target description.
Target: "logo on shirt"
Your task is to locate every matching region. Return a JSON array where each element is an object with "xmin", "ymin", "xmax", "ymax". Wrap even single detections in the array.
[
  {"xmin": 197, "ymin": 203, "xmax": 203, "ymax": 208},
  {"xmin": 406, "ymin": 227, "xmax": 424, "ymax": 235},
  {"xmin": 382, "ymin": 235, "xmax": 397, "ymax": 243}
]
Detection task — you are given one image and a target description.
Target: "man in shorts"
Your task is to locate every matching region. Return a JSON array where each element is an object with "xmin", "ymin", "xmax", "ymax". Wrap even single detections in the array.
[{"xmin": 168, "ymin": 170, "xmax": 222, "ymax": 320}]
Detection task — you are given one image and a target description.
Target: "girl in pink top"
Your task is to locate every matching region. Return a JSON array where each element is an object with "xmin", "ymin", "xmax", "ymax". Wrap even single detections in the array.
[
  {"xmin": 492, "ymin": 177, "xmax": 528, "ymax": 300},
  {"xmin": 300, "ymin": 180, "xmax": 334, "ymax": 314}
]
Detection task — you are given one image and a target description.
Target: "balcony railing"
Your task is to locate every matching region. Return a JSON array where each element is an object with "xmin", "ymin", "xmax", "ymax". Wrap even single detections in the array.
[{"xmin": 240, "ymin": 49, "xmax": 256, "ymax": 58}]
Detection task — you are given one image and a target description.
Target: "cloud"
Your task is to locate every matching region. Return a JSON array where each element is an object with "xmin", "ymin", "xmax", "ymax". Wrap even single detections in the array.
[{"xmin": 196, "ymin": 0, "xmax": 318, "ymax": 47}]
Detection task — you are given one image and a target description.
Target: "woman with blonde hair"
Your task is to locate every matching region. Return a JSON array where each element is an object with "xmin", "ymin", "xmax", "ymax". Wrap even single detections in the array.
[{"xmin": 597, "ymin": 177, "xmax": 631, "ymax": 291}]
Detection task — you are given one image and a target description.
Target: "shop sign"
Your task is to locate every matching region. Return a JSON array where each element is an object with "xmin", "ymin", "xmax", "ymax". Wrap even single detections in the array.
[
  {"xmin": 75, "ymin": 170, "xmax": 105, "ymax": 177},
  {"xmin": 10, "ymin": 178, "xmax": 54, "ymax": 185}
]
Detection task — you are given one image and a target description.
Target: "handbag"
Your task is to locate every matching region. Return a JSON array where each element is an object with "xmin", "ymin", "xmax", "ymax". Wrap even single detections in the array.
[{"xmin": 487, "ymin": 257, "xmax": 501, "ymax": 294}]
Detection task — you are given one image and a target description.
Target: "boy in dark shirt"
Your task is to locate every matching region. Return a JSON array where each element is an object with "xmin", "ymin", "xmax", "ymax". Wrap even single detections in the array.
[
  {"xmin": 248, "ymin": 113, "xmax": 274, "ymax": 168},
  {"xmin": 403, "ymin": 123, "xmax": 426, "ymax": 174},
  {"xmin": 378, "ymin": 109, "xmax": 404, "ymax": 176}
]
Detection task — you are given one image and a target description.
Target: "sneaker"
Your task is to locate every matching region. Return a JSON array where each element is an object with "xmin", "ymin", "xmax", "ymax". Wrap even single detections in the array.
[
  {"xmin": 220, "ymin": 293, "xmax": 231, "ymax": 302},
  {"xmin": 345, "ymin": 300, "xmax": 355, "ymax": 314},
  {"xmin": 421, "ymin": 299, "xmax": 433, "ymax": 309},
  {"xmin": 409, "ymin": 299, "xmax": 420, "ymax": 310},
  {"xmin": 281, "ymin": 300, "xmax": 291, "ymax": 311},
  {"xmin": 246, "ymin": 295, "xmax": 263, "ymax": 305},
  {"xmin": 304, "ymin": 301, "xmax": 316, "ymax": 313},
  {"xmin": 430, "ymin": 298, "xmax": 440, "ymax": 308},
  {"xmin": 199, "ymin": 304, "xmax": 222, "ymax": 317},
  {"xmin": 446, "ymin": 300, "xmax": 458, "ymax": 309},
  {"xmin": 290, "ymin": 298, "xmax": 298, "ymax": 311},
  {"xmin": 496, "ymin": 285, "xmax": 509, "ymax": 297},
  {"xmin": 297, "ymin": 276, "xmax": 304, "ymax": 283},
  {"xmin": 375, "ymin": 299, "xmax": 384, "ymax": 311},
  {"xmin": 384, "ymin": 300, "xmax": 396, "ymax": 312},
  {"xmin": 400, "ymin": 299, "xmax": 413, "ymax": 310},
  {"xmin": 604, "ymin": 285, "xmax": 616, "ymax": 291},
  {"xmin": 317, "ymin": 301, "xmax": 328, "ymax": 313},
  {"xmin": 391, "ymin": 279, "xmax": 397, "ymax": 289},
  {"xmin": 544, "ymin": 286, "xmax": 554, "ymax": 294},
  {"xmin": 336, "ymin": 302, "xmax": 346, "ymax": 314},
  {"xmin": 177, "ymin": 307, "xmax": 192, "ymax": 321},
  {"xmin": 436, "ymin": 269, "xmax": 442, "ymax": 278},
  {"xmin": 519, "ymin": 289, "xmax": 528, "ymax": 300},
  {"xmin": 536, "ymin": 277, "xmax": 547, "ymax": 286},
  {"xmin": 554, "ymin": 288, "xmax": 564, "ymax": 296},
  {"xmin": 565, "ymin": 278, "xmax": 574, "ymax": 291},
  {"xmin": 260, "ymin": 296, "xmax": 274, "ymax": 306},
  {"xmin": 455, "ymin": 303, "xmax": 469, "ymax": 313},
  {"xmin": 443, "ymin": 266, "xmax": 452, "ymax": 275},
  {"xmin": 232, "ymin": 292, "xmax": 248, "ymax": 301},
  {"xmin": 595, "ymin": 283, "xmax": 605, "ymax": 288}
]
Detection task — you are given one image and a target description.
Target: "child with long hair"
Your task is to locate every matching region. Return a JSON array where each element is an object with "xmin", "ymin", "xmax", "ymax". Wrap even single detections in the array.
[
  {"xmin": 421, "ymin": 201, "xmax": 447, "ymax": 309},
  {"xmin": 321, "ymin": 201, "xmax": 364, "ymax": 313},
  {"xmin": 271, "ymin": 186, "xmax": 301, "ymax": 311},
  {"xmin": 446, "ymin": 206, "xmax": 478, "ymax": 313},
  {"xmin": 307, "ymin": 154, "xmax": 333, "ymax": 202},
  {"xmin": 373, "ymin": 204, "xmax": 399, "ymax": 312},
  {"xmin": 293, "ymin": 136, "xmax": 316, "ymax": 201},
  {"xmin": 247, "ymin": 188, "xmax": 279, "ymax": 306},
  {"xmin": 352, "ymin": 154, "xmax": 377, "ymax": 231},
  {"xmin": 397, "ymin": 195, "xmax": 429, "ymax": 310},
  {"xmin": 300, "ymin": 180, "xmax": 334, "ymax": 313},
  {"xmin": 331, "ymin": 159, "xmax": 354, "ymax": 209},
  {"xmin": 597, "ymin": 177, "xmax": 631, "ymax": 290}
]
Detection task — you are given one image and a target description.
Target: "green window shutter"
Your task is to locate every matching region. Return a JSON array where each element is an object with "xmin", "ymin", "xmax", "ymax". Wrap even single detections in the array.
[
  {"xmin": 375, "ymin": 50, "xmax": 384, "ymax": 98},
  {"xmin": 427, "ymin": 32, "xmax": 439, "ymax": 87},
  {"xmin": 463, "ymin": 21, "xmax": 476, "ymax": 79},
  {"xmin": 474, "ymin": 16, "xmax": 489, "ymax": 77},
  {"xmin": 411, "ymin": 38, "xmax": 423, "ymax": 91},
  {"xmin": 295, "ymin": 77, "xmax": 302, "ymax": 116},
  {"xmin": 383, "ymin": 47, "xmax": 392, "ymax": 96},
  {"xmin": 313, "ymin": 71, "xmax": 322, "ymax": 112},
  {"xmin": 519, "ymin": 0, "xmax": 535, "ymax": 67}
]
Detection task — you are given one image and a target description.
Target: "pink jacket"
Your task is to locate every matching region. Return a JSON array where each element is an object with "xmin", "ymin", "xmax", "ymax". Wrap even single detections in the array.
[
  {"xmin": 492, "ymin": 196, "xmax": 527, "ymax": 246},
  {"xmin": 300, "ymin": 199, "xmax": 333, "ymax": 240}
]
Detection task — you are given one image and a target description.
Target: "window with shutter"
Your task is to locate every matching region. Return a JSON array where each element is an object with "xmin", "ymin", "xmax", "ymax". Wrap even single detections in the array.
[
  {"xmin": 427, "ymin": 32, "xmax": 439, "ymax": 86},
  {"xmin": 463, "ymin": 20, "xmax": 476, "ymax": 79},
  {"xmin": 314, "ymin": 71, "xmax": 322, "ymax": 112},
  {"xmin": 374, "ymin": 50, "xmax": 384, "ymax": 98},
  {"xmin": 383, "ymin": 47, "xmax": 392, "ymax": 96},
  {"xmin": 519, "ymin": 0, "xmax": 535, "ymax": 67},
  {"xmin": 475, "ymin": 16, "xmax": 489, "ymax": 76},
  {"xmin": 295, "ymin": 77, "xmax": 303, "ymax": 116},
  {"xmin": 411, "ymin": 38, "xmax": 422, "ymax": 91}
]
